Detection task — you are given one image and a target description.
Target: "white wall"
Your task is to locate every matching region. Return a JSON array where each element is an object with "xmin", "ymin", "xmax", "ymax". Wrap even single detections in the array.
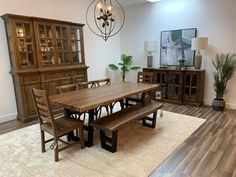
[
  {"xmin": 0, "ymin": 0, "xmax": 121, "ymax": 123},
  {"xmin": 121, "ymin": 0, "xmax": 236, "ymax": 109}
]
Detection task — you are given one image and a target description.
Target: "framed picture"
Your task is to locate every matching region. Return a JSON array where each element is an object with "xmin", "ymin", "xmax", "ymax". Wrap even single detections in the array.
[{"xmin": 160, "ymin": 28, "xmax": 197, "ymax": 66}]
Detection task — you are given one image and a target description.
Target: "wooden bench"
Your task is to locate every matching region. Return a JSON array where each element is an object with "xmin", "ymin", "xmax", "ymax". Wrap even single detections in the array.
[{"xmin": 90, "ymin": 101, "xmax": 162, "ymax": 152}]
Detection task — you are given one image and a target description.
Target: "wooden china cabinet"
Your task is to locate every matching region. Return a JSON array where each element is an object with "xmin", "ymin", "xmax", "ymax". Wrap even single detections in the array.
[{"xmin": 1, "ymin": 14, "xmax": 88, "ymax": 122}]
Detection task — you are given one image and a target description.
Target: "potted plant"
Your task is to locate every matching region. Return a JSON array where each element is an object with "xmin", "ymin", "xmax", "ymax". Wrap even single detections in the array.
[
  {"xmin": 108, "ymin": 54, "xmax": 140, "ymax": 82},
  {"xmin": 177, "ymin": 59, "xmax": 185, "ymax": 70},
  {"xmin": 212, "ymin": 53, "xmax": 236, "ymax": 111}
]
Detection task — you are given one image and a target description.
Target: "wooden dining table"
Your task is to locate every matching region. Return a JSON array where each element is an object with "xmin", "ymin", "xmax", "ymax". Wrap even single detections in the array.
[{"xmin": 50, "ymin": 82, "xmax": 159, "ymax": 147}]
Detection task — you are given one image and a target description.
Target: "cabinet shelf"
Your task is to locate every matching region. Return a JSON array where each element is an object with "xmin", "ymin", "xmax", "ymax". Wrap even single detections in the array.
[{"xmin": 168, "ymin": 84, "xmax": 180, "ymax": 87}]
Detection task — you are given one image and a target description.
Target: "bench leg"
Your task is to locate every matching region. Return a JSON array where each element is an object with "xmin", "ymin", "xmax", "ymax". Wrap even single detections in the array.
[
  {"xmin": 100, "ymin": 130, "xmax": 118, "ymax": 153},
  {"xmin": 142, "ymin": 111, "xmax": 157, "ymax": 128}
]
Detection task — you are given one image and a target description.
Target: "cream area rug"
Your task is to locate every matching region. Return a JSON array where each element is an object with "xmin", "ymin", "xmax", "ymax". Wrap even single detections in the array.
[{"xmin": 0, "ymin": 111, "xmax": 205, "ymax": 177}]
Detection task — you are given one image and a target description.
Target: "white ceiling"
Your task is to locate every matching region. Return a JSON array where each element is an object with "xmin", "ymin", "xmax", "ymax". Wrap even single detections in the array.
[{"xmin": 118, "ymin": 0, "xmax": 148, "ymax": 7}]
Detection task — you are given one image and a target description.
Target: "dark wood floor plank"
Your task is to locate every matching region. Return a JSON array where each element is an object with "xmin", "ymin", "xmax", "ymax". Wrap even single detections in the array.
[{"xmin": 150, "ymin": 103, "xmax": 236, "ymax": 177}]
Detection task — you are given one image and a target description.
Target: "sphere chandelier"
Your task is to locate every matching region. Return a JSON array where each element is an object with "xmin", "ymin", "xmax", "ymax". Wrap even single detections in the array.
[{"xmin": 86, "ymin": 0, "xmax": 125, "ymax": 41}]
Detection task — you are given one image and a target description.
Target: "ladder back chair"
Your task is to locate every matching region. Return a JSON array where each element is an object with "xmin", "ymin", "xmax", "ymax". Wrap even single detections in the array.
[
  {"xmin": 78, "ymin": 78, "xmax": 111, "ymax": 89},
  {"xmin": 126, "ymin": 72, "xmax": 154, "ymax": 106},
  {"xmin": 31, "ymin": 88, "xmax": 85, "ymax": 162}
]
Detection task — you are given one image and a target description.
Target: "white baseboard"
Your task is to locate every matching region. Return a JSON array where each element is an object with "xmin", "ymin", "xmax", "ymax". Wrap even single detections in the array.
[
  {"xmin": 204, "ymin": 100, "xmax": 212, "ymax": 106},
  {"xmin": 225, "ymin": 103, "xmax": 236, "ymax": 110},
  {"xmin": 204, "ymin": 100, "xmax": 236, "ymax": 110},
  {"xmin": 0, "ymin": 113, "xmax": 17, "ymax": 123}
]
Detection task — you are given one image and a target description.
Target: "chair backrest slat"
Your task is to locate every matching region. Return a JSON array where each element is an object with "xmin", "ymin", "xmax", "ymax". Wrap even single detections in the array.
[
  {"xmin": 31, "ymin": 88, "xmax": 56, "ymax": 133},
  {"xmin": 78, "ymin": 78, "xmax": 110, "ymax": 89},
  {"xmin": 35, "ymin": 97, "xmax": 47, "ymax": 105},
  {"xmin": 39, "ymin": 114, "xmax": 51, "ymax": 122},
  {"xmin": 38, "ymin": 108, "xmax": 50, "ymax": 117},
  {"xmin": 57, "ymin": 84, "xmax": 78, "ymax": 94},
  {"xmin": 137, "ymin": 72, "xmax": 153, "ymax": 84}
]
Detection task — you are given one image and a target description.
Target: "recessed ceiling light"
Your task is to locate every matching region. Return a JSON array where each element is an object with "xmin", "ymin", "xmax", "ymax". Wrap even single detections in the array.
[{"xmin": 147, "ymin": 0, "xmax": 162, "ymax": 2}]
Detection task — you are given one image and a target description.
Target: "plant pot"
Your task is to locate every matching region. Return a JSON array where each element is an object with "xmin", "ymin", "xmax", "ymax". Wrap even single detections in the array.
[{"xmin": 212, "ymin": 98, "xmax": 225, "ymax": 111}]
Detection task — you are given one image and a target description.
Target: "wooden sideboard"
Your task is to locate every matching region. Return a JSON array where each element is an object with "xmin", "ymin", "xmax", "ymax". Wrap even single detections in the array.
[
  {"xmin": 2, "ymin": 14, "xmax": 88, "ymax": 122},
  {"xmin": 143, "ymin": 68, "xmax": 205, "ymax": 106}
]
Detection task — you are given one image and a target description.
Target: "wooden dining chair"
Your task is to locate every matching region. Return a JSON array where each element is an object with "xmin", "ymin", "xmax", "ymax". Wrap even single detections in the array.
[
  {"xmin": 57, "ymin": 84, "xmax": 87, "ymax": 122},
  {"xmin": 126, "ymin": 72, "xmax": 154, "ymax": 106},
  {"xmin": 31, "ymin": 88, "xmax": 85, "ymax": 162},
  {"xmin": 78, "ymin": 78, "xmax": 111, "ymax": 118},
  {"xmin": 57, "ymin": 84, "xmax": 78, "ymax": 94},
  {"xmin": 78, "ymin": 78, "xmax": 111, "ymax": 89}
]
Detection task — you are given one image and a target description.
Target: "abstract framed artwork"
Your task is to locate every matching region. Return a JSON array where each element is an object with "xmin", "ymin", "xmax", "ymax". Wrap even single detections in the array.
[{"xmin": 160, "ymin": 28, "xmax": 197, "ymax": 66}]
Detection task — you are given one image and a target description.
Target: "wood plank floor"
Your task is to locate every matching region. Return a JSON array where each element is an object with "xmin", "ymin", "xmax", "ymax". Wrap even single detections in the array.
[
  {"xmin": 0, "ymin": 119, "xmax": 38, "ymax": 135},
  {"xmin": 0, "ymin": 103, "xmax": 235, "ymax": 177},
  {"xmin": 150, "ymin": 103, "xmax": 236, "ymax": 177}
]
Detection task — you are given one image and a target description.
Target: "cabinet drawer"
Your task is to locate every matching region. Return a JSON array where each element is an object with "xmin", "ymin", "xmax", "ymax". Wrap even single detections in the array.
[
  {"xmin": 72, "ymin": 70, "xmax": 86, "ymax": 76},
  {"xmin": 23, "ymin": 75, "xmax": 40, "ymax": 83},
  {"xmin": 42, "ymin": 72, "xmax": 72, "ymax": 81},
  {"xmin": 57, "ymin": 72, "xmax": 72, "ymax": 78}
]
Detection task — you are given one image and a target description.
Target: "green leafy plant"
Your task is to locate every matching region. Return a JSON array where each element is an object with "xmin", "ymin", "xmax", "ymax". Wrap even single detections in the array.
[
  {"xmin": 108, "ymin": 54, "xmax": 140, "ymax": 82},
  {"xmin": 213, "ymin": 53, "xmax": 236, "ymax": 99},
  {"xmin": 178, "ymin": 59, "xmax": 185, "ymax": 67}
]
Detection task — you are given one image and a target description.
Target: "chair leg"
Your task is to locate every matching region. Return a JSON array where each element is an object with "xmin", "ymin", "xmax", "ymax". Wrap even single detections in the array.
[
  {"xmin": 54, "ymin": 138, "xmax": 59, "ymax": 162},
  {"xmin": 79, "ymin": 128, "xmax": 85, "ymax": 149},
  {"xmin": 40, "ymin": 130, "xmax": 46, "ymax": 153}
]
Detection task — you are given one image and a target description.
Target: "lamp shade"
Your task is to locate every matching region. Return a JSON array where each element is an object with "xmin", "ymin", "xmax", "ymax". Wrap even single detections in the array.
[
  {"xmin": 144, "ymin": 41, "xmax": 157, "ymax": 52},
  {"xmin": 191, "ymin": 37, "xmax": 208, "ymax": 50}
]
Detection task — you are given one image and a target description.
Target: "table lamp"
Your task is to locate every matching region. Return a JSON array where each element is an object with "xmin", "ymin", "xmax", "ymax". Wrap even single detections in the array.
[
  {"xmin": 144, "ymin": 41, "xmax": 157, "ymax": 67},
  {"xmin": 191, "ymin": 37, "xmax": 208, "ymax": 69}
]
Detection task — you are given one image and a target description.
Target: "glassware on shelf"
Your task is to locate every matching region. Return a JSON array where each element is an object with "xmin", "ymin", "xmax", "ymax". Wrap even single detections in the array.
[
  {"xmin": 51, "ymin": 56, "xmax": 55, "ymax": 64},
  {"xmin": 76, "ymin": 29, "xmax": 80, "ymax": 40},
  {"xmin": 16, "ymin": 27, "xmax": 24, "ymax": 37},
  {"xmin": 71, "ymin": 28, "xmax": 76, "ymax": 39},
  {"xmin": 71, "ymin": 42, "xmax": 76, "ymax": 52},
  {"xmin": 48, "ymin": 30, "xmax": 52, "ymax": 38}
]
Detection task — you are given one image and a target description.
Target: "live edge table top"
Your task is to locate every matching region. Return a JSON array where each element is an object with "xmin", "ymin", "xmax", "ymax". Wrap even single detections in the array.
[{"xmin": 49, "ymin": 82, "xmax": 159, "ymax": 113}]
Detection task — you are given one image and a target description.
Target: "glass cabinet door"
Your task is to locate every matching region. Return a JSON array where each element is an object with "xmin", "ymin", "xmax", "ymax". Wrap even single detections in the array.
[
  {"xmin": 184, "ymin": 73, "xmax": 198, "ymax": 101},
  {"xmin": 34, "ymin": 22, "xmax": 85, "ymax": 67},
  {"xmin": 15, "ymin": 22, "xmax": 36, "ymax": 67},
  {"xmin": 156, "ymin": 72, "xmax": 167, "ymax": 99},
  {"xmin": 37, "ymin": 24, "xmax": 55, "ymax": 65},
  {"xmin": 55, "ymin": 25, "xmax": 70, "ymax": 64},
  {"xmin": 70, "ymin": 27, "xmax": 82, "ymax": 64},
  {"xmin": 167, "ymin": 72, "xmax": 182, "ymax": 100}
]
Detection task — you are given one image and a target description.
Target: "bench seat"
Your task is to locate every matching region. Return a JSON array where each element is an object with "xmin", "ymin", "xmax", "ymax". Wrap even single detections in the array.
[{"xmin": 90, "ymin": 101, "xmax": 162, "ymax": 152}]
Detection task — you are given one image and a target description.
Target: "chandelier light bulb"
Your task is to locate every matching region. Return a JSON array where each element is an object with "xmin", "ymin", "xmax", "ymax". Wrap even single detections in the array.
[
  {"xmin": 107, "ymin": 5, "xmax": 112, "ymax": 11},
  {"xmin": 97, "ymin": 2, "xmax": 103, "ymax": 10}
]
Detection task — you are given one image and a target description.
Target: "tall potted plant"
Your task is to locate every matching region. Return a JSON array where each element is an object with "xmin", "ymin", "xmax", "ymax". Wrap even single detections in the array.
[
  {"xmin": 212, "ymin": 53, "xmax": 236, "ymax": 111},
  {"xmin": 108, "ymin": 54, "xmax": 140, "ymax": 82}
]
